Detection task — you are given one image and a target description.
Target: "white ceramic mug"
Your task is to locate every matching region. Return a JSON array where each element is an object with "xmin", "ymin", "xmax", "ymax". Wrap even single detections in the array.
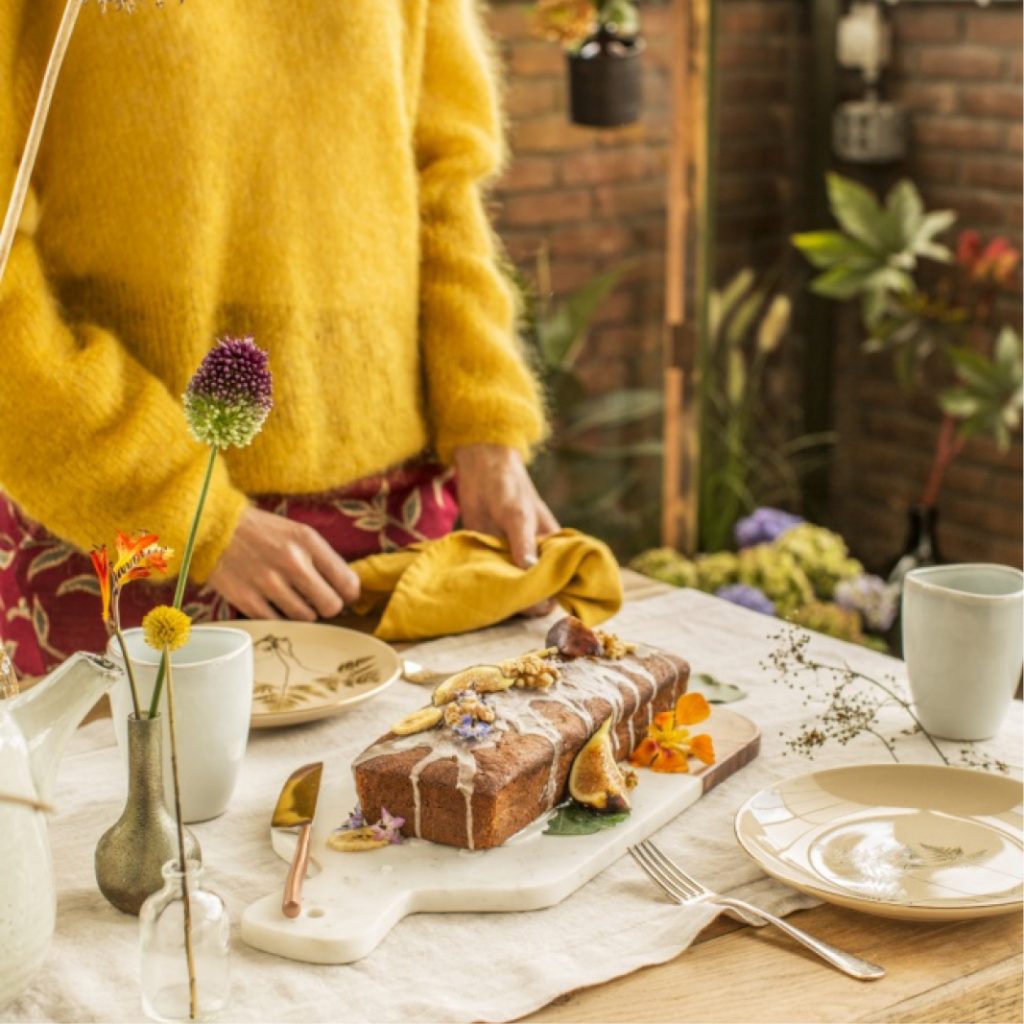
[
  {"xmin": 109, "ymin": 626, "xmax": 254, "ymax": 822},
  {"xmin": 903, "ymin": 563, "xmax": 1024, "ymax": 741}
]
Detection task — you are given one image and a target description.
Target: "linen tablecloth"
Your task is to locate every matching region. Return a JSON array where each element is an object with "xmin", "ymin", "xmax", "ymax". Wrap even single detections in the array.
[{"xmin": 5, "ymin": 589, "xmax": 1021, "ymax": 1023}]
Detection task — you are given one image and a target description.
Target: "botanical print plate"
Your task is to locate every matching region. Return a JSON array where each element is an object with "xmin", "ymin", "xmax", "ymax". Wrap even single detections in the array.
[
  {"xmin": 735, "ymin": 764, "xmax": 1023, "ymax": 921},
  {"xmin": 209, "ymin": 621, "xmax": 400, "ymax": 729}
]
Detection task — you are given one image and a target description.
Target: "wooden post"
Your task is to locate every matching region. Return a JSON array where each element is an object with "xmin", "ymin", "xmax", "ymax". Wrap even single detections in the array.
[{"xmin": 661, "ymin": 0, "xmax": 710, "ymax": 554}]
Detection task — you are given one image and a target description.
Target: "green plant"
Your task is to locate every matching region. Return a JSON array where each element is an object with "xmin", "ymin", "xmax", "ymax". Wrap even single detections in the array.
[
  {"xmin": 513, "ymin": 251, "xmax": 663, "ymax": 554},
  {"xmin": 698, "ymin": 269, "xmax": 835, "ymax": 552},
  {"xmin": 793, "ymin": 174, "xmax": 1022, "ymax": 508},
  {"xmin": 531, "ymin": 0, "xmax": 640, "ymax": 49}
]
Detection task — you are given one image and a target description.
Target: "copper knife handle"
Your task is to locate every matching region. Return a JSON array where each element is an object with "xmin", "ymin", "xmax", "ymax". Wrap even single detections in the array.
[{"xmin": 282, "ymin": 821, "xmax": 312, "ymax": 918}]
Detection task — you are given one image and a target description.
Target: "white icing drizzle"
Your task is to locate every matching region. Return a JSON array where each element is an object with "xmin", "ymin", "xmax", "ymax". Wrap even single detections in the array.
[{"xmin": 352, "ymin": 647, "xmax": 668, "ymax": 849}]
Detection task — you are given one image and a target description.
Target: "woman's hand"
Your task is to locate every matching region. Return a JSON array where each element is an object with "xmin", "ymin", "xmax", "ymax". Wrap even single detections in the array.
[
  {"xmin": 207, "ymin": 507, "xmax": 360, "ymax": 621},
  {"xmin": 454, "ymin": 444, "xmax": 559, "ymax": 616}
]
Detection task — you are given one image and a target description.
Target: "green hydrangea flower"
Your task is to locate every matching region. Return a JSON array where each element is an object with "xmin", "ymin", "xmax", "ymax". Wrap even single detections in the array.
[{"xmin": 774, "ymin": 523, "xmax": 863, "ymax": 599}]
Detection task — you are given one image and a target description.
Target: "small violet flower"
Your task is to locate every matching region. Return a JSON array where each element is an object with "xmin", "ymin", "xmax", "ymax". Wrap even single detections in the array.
[
  {"xmin": 370, "ymin": 807, "xmax": 406, "ymax": 845},
  {"xmin": 183, "ymin": 336, "xmax": 273, "ymax": 449},
  {"xmin": 834, "ymin": 574, "xmax": 899, "ymax": 633},
  {"xmin": 715, "ymin": 583, "xmax": 777, "ymax": 617},
  {"xmin": 452, "ymin": 714, "xmax": 494, "ymax": 743},
  {"xmin": 734, "ymin": 507, "xmax": 803, "ymax": 549},
  {"xmin": 340, "ymin": 803, "xmax": 365, "ymax": 831}
]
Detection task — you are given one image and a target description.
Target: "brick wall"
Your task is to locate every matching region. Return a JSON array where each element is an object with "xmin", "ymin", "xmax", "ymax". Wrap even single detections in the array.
[
  {"xmin": 487, "ymin": 0, "xmax": 811, "ymax": 553},
  {"xmin": 486, "ymin": 1, "xmax": 1022, "ymax": 567},
  {"xmin": 486, "ymin": 0, "xmax": 673, "ymax": 402},
  {"xmin": 828, "ymin": 3, "xmax": 1024, "ymax": 571}
]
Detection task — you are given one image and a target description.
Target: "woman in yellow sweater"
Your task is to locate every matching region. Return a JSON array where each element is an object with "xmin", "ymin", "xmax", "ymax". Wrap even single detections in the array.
[{"xmin": 0, "ymin": 1, "xmax": 555, "ymax": 675}]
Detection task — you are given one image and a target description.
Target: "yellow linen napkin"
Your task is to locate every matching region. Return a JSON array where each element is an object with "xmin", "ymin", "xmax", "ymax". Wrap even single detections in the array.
[{"xmin": 349, "ymin": 528, "xmax": 622, "ymax": 641}]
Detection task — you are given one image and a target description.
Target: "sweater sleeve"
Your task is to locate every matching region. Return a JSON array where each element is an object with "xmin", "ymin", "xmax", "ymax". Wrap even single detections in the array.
[
  {"xmin": 414, "ymin": 0, "xmax": 547, "ymax": 463},
  {"xmin": 0, "ymin": 13, "xmax": 247, "ymax": 582}
]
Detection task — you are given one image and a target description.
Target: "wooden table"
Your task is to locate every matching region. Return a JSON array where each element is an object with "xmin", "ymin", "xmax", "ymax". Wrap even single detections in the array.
[
  {"xmin": 524, "ymin": 572, "xmax": 1024, "ymax": 1024},
  {"xmin": 70, "ymin": 570, "xmax": 1023, "ymax": 1023}
]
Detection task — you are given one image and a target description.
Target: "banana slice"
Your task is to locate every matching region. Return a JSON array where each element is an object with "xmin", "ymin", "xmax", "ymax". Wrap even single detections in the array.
[
  {"xmin": 432, "ymin": 666, "xmax": 508, "ymax": 705},
  {"xmin": 328, "ymin": 827, "xmax": 389, "ymax": 853},
  {"xmin": 391, "ymin": 705, "xmax": 443, "ymax": 735}
]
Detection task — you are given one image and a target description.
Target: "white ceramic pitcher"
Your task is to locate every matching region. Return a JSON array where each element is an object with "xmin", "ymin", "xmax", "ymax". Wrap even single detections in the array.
[{"xmin": 0, "ymin": 652, "xmax": 122, "ymax": 1009}]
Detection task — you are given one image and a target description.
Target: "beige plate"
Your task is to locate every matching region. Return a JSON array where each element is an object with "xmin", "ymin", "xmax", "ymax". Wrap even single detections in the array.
[
  {"xmin": 208, "ymin": 621, "xmax": 400, "ymax": 729},
  {"xmin": 735, "ymin": 764, "xmax": 1023, "ymax": 921}
]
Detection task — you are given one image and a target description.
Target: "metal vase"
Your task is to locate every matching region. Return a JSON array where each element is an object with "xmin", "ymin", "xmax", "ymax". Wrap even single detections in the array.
[{"xmin": 95, "ymin": 713, "xmax": 201, "ymax": 916}]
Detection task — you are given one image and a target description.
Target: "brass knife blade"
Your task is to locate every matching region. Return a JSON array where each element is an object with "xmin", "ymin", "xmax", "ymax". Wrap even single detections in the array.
[{"xmin": 271, "ymin": 761, "xmax": 323, "ymax": 829}]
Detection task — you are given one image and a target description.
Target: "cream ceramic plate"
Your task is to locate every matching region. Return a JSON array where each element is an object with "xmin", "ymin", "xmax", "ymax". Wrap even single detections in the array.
[
  {"xmin": 208, "ymin": 621, "xmax": 400, "ymax": 728},
  {"xmin": 735, "ymin": 764, "xmax": 1023, "ymax": 921}
]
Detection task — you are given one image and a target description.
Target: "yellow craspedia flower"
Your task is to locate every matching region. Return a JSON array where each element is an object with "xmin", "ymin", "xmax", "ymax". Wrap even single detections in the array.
[{"xmin": 142, "ymin": 605, "xmax": 192, "ymax": 652}]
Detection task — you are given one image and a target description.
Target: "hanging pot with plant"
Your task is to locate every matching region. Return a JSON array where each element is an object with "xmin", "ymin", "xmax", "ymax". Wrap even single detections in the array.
[{"xmin": 533, "ymin": 0, "xmax": 645, "ymax": 128}]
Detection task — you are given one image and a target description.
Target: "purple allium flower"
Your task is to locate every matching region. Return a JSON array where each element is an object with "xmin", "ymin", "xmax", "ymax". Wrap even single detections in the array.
[
  {"xmin": 340, "ymin": 803, "xmax": 365, "ymax": 831},
  {"xmin": 734, "ymin": 507, "xmax": 803, "ymax": 549},
  {"xmin": 715, "ymin": 583, "xmax": 777, "ymax": 616},
  {"xmin": 452, "ymin": 714, "xmax": 493, "ymax": 743},
  {"xmin": 835, "ymin": 574, "xmax": 899, "ymax": 633},
  {"xmin": 370, "ymin": 807, "xmax": 406, "ymax": 845},
  {"xmin": 183, "ymin": 336, "xmax": 273, "ymax": 449}
]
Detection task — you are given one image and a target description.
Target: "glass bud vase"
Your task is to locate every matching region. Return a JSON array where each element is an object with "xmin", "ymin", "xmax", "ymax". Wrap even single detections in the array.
[
  {"xmin": 96, "ymin": 714, "xmax": 201, "ymax": 915},
  {"xmin": 140, "ymin": 859, "xmax": 231, "ymax": 1022}
]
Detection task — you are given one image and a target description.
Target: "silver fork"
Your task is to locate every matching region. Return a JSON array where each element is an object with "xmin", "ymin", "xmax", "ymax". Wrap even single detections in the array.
[{"xmin": 629, "ymin": 839, "xmax": 885, "ymax": 981}]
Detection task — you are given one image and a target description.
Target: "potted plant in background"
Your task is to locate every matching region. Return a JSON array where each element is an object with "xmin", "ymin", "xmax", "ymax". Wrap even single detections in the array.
[
  {"xmin": 532, "ymin": 0, "xmax": 644, "ymax": 128},
  {"xmin": 792, "ymin": 174, "xmax": 1022, "ymax": 590},
  {"xmin": 511, "ymin": 250, "xmax": 663, "ymax": 555}
]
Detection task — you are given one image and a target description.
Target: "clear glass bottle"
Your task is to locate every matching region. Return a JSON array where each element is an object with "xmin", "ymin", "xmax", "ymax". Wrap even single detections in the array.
[{"xmin": 139, "ymin": 860, "xmax": 231, "ymax": 1022}]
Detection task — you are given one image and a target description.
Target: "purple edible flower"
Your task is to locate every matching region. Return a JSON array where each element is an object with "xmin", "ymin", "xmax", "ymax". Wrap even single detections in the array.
[
  {"xmin": 183, "ymin": 336, "xmax": 273, "ymax": 449},
  {"xmin": 452, "ymin": 714, "xmax": 494, "ymax": 743},
  {"xmin": 835, "ymin": 574, "xmax": 899, "ymax": 632},
  {"xmin": 339, "ymin": 803, "xmax": 365, "ymax": 831},
  {"xmin": 715, "ymin": 583, "xmax": 777, "ymax": 616},
  {"xmin": 370, "ymin": 807, "xmax": 406, "ymax": 845},
  {"xmin": 734, "ymin": 507, "xmax": 803, "ymax": 549}
]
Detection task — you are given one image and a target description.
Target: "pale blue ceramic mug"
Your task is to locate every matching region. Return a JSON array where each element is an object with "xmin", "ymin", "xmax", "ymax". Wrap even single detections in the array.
[{"xmin": 903, "ymin": 563, "xmax": 1024, "ymax": 741}]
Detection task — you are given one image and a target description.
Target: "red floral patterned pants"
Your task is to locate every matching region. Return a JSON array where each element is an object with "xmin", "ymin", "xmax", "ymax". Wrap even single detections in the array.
[{"xmin": 0, "ymin": 462, "xmax": 458, "ymax": 677}]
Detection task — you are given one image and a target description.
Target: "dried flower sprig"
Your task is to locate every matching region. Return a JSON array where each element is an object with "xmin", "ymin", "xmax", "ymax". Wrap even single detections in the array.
[
  {"xmin": 762, "ymin": 627, "xmax": 1009, "ymax": 772},
  {"xmin": 143, "ymin": 605, "xmax": 198, "ymax": 1021}
]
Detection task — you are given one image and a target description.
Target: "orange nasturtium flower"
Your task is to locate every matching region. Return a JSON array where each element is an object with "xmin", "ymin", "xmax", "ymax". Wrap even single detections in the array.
[
  {"xmin": 90, "ymin": 531, "xmax": 172, "ymax": 625},
  {"xmin": 630, "ymin": 692, "xmax": 716, "ymax": 773}
]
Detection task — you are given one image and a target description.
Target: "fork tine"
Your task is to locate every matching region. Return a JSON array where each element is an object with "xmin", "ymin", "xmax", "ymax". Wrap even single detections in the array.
[
  {"xmin": 639, "ymin": 840, "xmax": 704, "ymax": 899},
  {"xmin": 629, "ymin": 846, "xmax": 688, "ymax": 904}
]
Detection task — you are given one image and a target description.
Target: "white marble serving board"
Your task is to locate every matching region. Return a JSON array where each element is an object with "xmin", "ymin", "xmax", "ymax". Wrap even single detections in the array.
[{"xmin": 241, "ymin": 708, "xmax": 760, "ymax": 964}]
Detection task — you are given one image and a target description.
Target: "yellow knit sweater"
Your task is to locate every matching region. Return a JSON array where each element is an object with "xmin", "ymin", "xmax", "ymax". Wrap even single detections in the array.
[{"xmin": 0, "ymin": 1, "xmax": 545, "ymax": 581}]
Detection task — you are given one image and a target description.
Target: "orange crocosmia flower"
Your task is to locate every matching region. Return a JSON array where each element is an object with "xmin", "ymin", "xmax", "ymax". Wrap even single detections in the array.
[
  {"xmin": 89, "ymin": 546, "xmax": 112, "ymax": 624},
  {"xmin": 113, "ymin": 530, "xmax": 172, "ymax": 584},
  {"xmin": 674, "ymin": 691, "xmax": 711, "ymax": 726}
]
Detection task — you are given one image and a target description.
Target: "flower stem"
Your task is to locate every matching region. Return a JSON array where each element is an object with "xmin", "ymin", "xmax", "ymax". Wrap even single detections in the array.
[
  {"xmin": 0, "ymin": 0, "xmax": 83, "ymax": 282},
  {"xmin": 147, "ymin": 445, "xmax": 217, "ymax": 718},
  {"xmin": 164, "ymin": 655, "xmax": 199, "ymax": 1021},
  {"xmin": 173, "ymin": 445, "xmax": 218, "ymax": 609},
  {"xmin": 113, "ymin": 626, "xmax": 142, "ymax": 719},
  {"xmin": 919, "ymin": 414, "xmax": 965, "ymax": 509}
]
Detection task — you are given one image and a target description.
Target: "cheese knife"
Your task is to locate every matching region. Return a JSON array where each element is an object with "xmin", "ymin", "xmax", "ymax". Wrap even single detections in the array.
[{"xmin": 271, "ymin": 761, "xmax": 323, "ymax": 918}]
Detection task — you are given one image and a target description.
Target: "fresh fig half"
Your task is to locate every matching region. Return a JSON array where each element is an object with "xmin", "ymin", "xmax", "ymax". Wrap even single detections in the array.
[{"xmin": 568, "ymin": 718, "xmax": 631, "ymax": 813}]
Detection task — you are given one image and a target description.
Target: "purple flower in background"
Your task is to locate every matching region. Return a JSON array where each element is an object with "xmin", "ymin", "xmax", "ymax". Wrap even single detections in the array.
[
  {"xmin": 371, "ymin": 807, "xmax": 406, "ymax": 845},
  {"xmin": 835, "ymin": 574, "xmax": 899, "ymax": 633},
  {"xmin": 734, "ymin": 507, "xmax": 803, "ymax": 549},
  {"xmin": 452, "ymin": 714, "xmax": 493, "ymax": 743},
  {"xmin": 715, "ymin": 583, "xmax": 777, "ymax": 617},
  {"xmin": 183, "ymin": 335, "xmax": 273, "ymax": 449}
]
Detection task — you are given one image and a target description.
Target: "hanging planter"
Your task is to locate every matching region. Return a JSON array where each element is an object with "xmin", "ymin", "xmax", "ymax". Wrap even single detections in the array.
[
  {"xmin": 567, "ymin": 31, "xmax": 645, "ymax": 128},
  {"xmin": 532, "ymin": 0, "xmax": 644, "ymax": 128}
]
